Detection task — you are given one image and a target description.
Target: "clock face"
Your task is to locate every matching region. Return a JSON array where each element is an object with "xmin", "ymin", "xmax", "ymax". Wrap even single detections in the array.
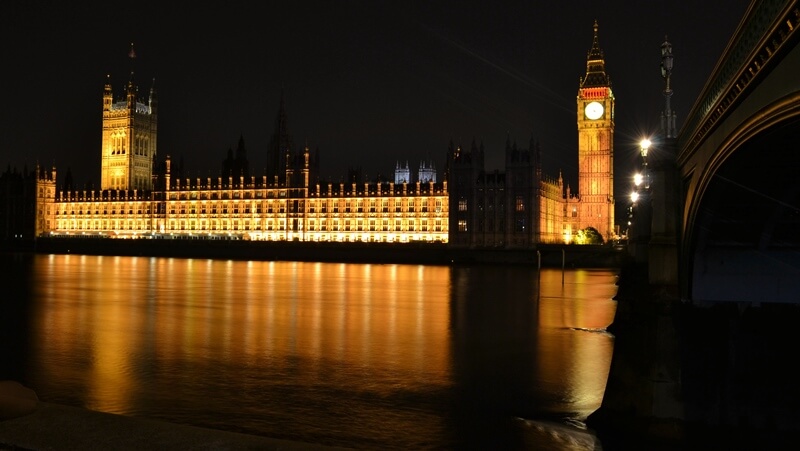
[{"xmin": 585, "ymin": 101, "xmax": 604, "ymax": 120}]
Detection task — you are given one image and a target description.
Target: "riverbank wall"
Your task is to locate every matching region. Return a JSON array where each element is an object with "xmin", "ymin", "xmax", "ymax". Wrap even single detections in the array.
[{"xmin": 3, "ymin": 237, "xmax": 628, "ymax": 268}]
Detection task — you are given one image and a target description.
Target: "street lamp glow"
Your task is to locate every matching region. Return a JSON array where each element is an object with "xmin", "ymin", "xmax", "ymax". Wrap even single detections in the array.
[
  {"xmin": 630, "ymin": 191, "xmax": 640, "ymax": 203},
  {"xmin": 639, "ymin": 138, "xmax": 651, "ymax": 189},
  {"xmin": 640, "ymin": 139, "xmax": 651, "ymax": 158},
  {"xmin": 633, "ymin": 173, "xmax": 643, "ymax": 187}
]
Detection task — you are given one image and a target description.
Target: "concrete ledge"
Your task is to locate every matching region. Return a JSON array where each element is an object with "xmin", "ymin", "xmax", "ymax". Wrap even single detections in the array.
[
  {"xmin": 0, "ymin": 381, "xmax": 38, "ymax": 421},
  {"xmin": 0, "ymin": 382, "xmax": 347, "ymax": 450}
]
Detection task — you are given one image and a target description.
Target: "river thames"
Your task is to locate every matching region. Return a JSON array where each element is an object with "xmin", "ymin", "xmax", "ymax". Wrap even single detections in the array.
[{"xmin": 1, "ymin": 252, "xmax": 619, "ymax": 449}]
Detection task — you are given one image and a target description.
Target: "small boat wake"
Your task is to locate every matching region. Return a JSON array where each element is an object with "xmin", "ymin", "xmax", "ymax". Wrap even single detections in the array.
[
  {"xmin": 514, "ymin": 416, "xmax": 604, "ymax": 450},
  {"xmin": 569, "ymin": 326, "xmax": 613, "ymax": 336}
]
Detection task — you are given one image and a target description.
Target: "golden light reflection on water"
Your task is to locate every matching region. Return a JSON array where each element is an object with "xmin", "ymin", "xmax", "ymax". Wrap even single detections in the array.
[
  {"xmin": 32, "ymin": 255, "xmax": 454, "ymax": 413},
  {"xmin": 447, "ymin": 265, "xmax": 618, "ymax": 424},
  {"xmin": 26, "ymin": 254, "xmax": 619, "ymax": 447},
  {"xmin": 537, "ymin": 268, "xmax": 619, "ymax": 417}
]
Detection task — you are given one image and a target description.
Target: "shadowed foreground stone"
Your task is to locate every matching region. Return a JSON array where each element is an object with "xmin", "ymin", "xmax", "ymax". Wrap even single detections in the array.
[
  {"xmin": 0, "ymin": 381, "xmax": 347, "ymax": 451},
  {"xmin": 0, "ymin": 381, "xmax": 38, "ymax": 421}
]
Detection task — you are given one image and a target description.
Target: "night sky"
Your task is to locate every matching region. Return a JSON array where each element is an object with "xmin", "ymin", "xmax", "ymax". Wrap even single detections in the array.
[{"xmin": 2, "ymin": 1, "xmax": 749, "ymax": 200}]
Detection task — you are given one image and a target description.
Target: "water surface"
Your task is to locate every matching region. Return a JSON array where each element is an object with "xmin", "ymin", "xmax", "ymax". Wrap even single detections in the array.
[{"xmin": 7, "ymin": 253, "xmax": 619, "ymax": 449}]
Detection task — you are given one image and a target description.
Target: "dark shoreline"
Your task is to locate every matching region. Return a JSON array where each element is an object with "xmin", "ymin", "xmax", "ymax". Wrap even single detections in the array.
[
  {"xmin": 2, "ymin": 237, "xmax": 629, "ymax": 268},
  {"xmin": 587, "ymin": 261, "xmax": 800, "ymax": 449}
]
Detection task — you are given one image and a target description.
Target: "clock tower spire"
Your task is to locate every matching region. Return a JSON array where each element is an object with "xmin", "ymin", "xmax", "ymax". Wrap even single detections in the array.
[{"xmin": 576, "ymin": 20, "xmax": 615, "ymax": 242}]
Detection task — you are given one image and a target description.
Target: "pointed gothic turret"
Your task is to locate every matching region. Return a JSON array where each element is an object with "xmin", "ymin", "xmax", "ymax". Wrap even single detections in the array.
[
  {"xmin": 100, "ymin": 44, "xmax": 157, "ymax": 191},
  {"xmin": 126, "ymin": 72, "xmax": 137, "ymax": 110},
  {"xmin": 149, "ymin": 78, "xmax": 158, "ymax": 116},
  {"xmin": 580, "ymin": 20, "xmax": 611, "ymax": 88},
  {"xmin": 103, "ymin": 75, "xmax": 113, "ymax": 111},
  {"xmin": 267, "ymin": 89, "xmax": 293, "ymax": 185},
  {"xmin": 530, "ymin": 135, "xmax": 542, "ymax": 178},
  {"xmin": 126, "ymin": 43, "xmax": 138, "ymax": 110},
  {"xmin": 576, "ymin": 20, "xmax": 616, "ymax": 241},
  {"xmin": 223, "ymin": 135, "xmax": 250, "ymax": 181}
]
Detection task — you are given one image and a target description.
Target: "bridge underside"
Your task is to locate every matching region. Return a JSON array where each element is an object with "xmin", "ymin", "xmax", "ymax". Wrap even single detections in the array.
[{"xmin": 691, "ymin": 116, "xmax": 800, "ymax": 303}]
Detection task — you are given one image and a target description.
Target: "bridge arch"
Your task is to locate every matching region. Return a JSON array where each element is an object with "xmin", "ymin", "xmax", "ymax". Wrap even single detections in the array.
[
  {"xmin": 683, "ymin": 93, "xmax": 800, "ymax": 303},
  {"xmin": 674, "ymin": 1, "xmax": 800, "ymax": 303}
]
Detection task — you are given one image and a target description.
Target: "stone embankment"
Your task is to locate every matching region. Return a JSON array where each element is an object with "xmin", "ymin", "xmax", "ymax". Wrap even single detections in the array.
[{"xmin": 8, "ymin": 237, "xmax": 628, "ymax": 268}]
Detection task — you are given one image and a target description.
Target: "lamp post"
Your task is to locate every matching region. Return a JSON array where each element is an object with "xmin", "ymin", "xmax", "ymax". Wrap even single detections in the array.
[
  {"xmin": 640, "ymin": 138, "xmax": 651, "ymax": 189},
  {"xmin": 649, "ymin": 36, "xmax": 679, "ymax": 287},
  {"xmin": 629, "ymin": 138, "xmax": 652, "ymax": 262},
  {"xmin": 626, "ymin": 171, "xmax": 642, "ymax": 255},
  {"xmin": 661, "ymin": 37, "xmax": 676, "ymax": 138}
]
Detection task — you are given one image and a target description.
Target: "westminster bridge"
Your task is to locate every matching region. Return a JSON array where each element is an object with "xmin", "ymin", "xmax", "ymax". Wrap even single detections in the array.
[{"xmin": 588, "ymin": 1, "xmax": 800, "ymax": 446}]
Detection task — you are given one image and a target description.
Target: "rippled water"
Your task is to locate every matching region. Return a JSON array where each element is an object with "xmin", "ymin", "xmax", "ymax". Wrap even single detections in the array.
[{"xmin": 4, "ymin": 253, "xmax": 618, "ymax": 449}]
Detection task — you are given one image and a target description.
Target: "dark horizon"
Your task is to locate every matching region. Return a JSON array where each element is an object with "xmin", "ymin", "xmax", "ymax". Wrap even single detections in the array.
[{"xmin": 2, "ymin": 1, "xmax": 749, "ymax": 206}]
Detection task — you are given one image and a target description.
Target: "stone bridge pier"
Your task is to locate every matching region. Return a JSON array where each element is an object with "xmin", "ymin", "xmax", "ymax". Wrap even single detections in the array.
[{"xmin": 588, "ymin": 1, "xmax": 800, "ymax": 446}]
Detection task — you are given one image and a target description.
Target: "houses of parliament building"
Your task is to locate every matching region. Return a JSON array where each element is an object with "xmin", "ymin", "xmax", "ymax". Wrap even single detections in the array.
[{"xmin": 2, "ymin": 23, "xmax": 616, "ymax": 249}]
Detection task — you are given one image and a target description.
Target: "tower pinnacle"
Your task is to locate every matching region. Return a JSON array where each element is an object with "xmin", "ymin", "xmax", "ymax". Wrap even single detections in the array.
[
  {"xmin": 128, "ymin": 43, "xmax": 136, "ymax": 82},
  {"xmin": 580, "ymin": 20, "xmax": 610, "ymax": 88}
]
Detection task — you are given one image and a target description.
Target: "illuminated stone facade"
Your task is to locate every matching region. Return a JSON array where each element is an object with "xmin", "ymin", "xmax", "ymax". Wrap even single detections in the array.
[
  {"xmin": 101, "ymin": 74, "xmax": 158, "ymax": 191},
  {"xmin": 34, "ymin": 87, "xmax": 448, "ymax": 243},
  {"xmin": 42, "ymin": 153, "xmax": 448, "ymax": 243},
  {"xmin": 576, "ymin": 21, "xmax": 616, "ymax": 241},
  {"xmin": 447, "ymin": 22, "xmax": 616, "ymax": 246},
  {"xmin": 446, "ymin": 138, "xmax": 568, "ymax": 248},
  {"xmin": 22, "ymin": 23, "xmax": 616, "ymax": 247}
]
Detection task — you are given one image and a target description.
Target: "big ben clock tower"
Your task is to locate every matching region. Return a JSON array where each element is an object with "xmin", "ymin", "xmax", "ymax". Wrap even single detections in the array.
[{"xmin": 576, "ymin": 20, "xmax": 615, "ymax": 241}]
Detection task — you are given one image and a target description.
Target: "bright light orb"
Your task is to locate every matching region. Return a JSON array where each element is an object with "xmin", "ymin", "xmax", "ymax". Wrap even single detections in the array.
[
  {"xmin": 630, "ymin": 191, "xmax": 640, "ymax": 203},
  {"xmin": 640, "ymin": 139, "xmax": 651, "ymax": 157},
  {"xmin": 633, "ymin": 173, "xmax": 643, "ymax": 186}
]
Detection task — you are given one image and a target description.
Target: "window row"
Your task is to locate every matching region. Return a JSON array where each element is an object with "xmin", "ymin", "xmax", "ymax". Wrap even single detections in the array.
[{"xmin": 54, "ymin": 218, "xmax": 446, "ymax": 233}]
